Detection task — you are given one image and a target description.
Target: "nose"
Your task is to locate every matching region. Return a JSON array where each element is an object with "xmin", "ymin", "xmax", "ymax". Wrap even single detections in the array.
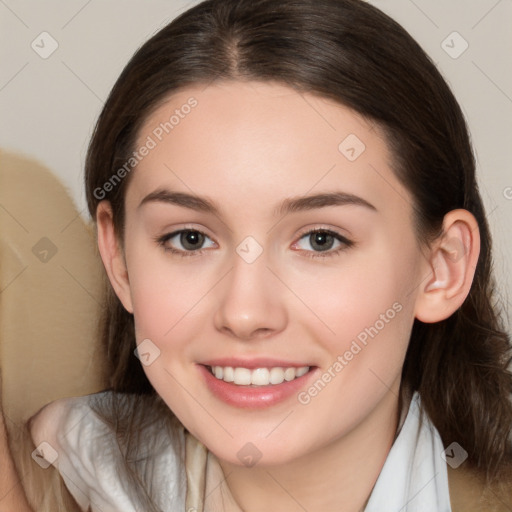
[{"xmin": 213, "ymin": 251, "xmax": 288, "ymax": 341}]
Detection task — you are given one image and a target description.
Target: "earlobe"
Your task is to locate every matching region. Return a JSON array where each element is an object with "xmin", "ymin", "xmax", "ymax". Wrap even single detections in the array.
[
  {"xmin": 415, "ymin": 209, "xmax": 480, "ymax": 323},
  {"xmin": 96, "ymin": 201, "xmax": 134, "ymax": 314}
]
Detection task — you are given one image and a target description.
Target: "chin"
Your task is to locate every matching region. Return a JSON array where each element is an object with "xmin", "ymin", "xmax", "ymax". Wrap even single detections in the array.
[{"xmin": 203, "ymin": 431, "xmax": 311, "ymax": 469}]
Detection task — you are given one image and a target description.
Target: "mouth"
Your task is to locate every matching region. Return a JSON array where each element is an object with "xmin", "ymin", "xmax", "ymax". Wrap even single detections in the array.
[
  {"xmin": 198, "ymin": 359, "xmax": 319, "ymax": 408},
  {"xmin": 205, "ymin": 364, "xmax": 312, "ymax": 387}
]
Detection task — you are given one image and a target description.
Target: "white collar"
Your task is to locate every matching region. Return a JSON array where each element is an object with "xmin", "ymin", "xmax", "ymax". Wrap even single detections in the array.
[{"xmin": 364, "ymin": 392, "xmax": 452, "ymax": 511}]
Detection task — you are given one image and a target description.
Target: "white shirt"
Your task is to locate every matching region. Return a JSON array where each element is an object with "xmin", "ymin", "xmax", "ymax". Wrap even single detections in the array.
[
  {"xmin": 50, "ymin": 391, "xmax": 451, "ymax": 511},
  {"xmin": 52, "ymin": 395, "xmax": 187, "ymax": 511},
  {"xmin": 364, "ymin": 392, "xmax": 452, "ymax": 511}
]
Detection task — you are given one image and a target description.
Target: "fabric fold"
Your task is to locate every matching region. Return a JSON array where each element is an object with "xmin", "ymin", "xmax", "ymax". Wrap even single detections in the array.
[{"xmin": 185, "ymin": 430, "xmax": 208, "ymax": 511}]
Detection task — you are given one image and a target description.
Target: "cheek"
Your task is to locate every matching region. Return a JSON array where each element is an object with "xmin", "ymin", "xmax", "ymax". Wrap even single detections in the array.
[
  {"xmin": 125, "ymin": 251, "xmax": 208, "ymax": 407},
  {"xmin": 289, "ymin": 239, "xmax": 420, "ymax": 364},
  {"xmin": 125, "ymin": 244, "xmax": 209, "ymax": 348}
]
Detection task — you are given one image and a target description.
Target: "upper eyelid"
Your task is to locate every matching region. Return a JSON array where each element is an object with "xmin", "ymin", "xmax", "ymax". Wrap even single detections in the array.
[
  {"xmin": 294, "ymin": 226, "xmax": 354, "ymax": 247},
  {"xmin": 161, "ymin": 225, "xmax": 214, "ymax": 240},
  {"xmin": 160, "ymin": 228, "xmax": 216, "ymax": 246},
  {"xmin": 292, "ymin": 228, "xmax": 353, "ymax": 249},
  {"xmin": 296, "ymin": 226, "xmax": 350, "ymax": 238},
  {"xmin": 160, "ymin": 226, "xmax": 349, "ymax": 239}
]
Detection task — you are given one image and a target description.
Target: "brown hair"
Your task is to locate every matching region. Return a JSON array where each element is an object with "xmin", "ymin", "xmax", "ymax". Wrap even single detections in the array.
[{"xmin": 84, "ymin": 0, "xmax": 511, "ymax": 507}]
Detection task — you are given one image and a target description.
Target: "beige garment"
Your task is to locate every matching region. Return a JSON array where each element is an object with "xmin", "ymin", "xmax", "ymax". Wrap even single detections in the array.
[
  {"xmin": 185, "ymin": 431, "xmax": 243, "ymax": 512},
  {"xmin": 185, "ymin": 431, "xmax": 208, "ymax": 511}
]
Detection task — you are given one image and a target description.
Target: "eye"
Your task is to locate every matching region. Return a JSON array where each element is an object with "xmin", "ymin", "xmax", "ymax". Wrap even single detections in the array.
[
  {"xmin": 293, "ymin": 229, "xmax": 353, "ymax": 258},
  {"xmin": 156, "ymin": 229, "xmax": 216, "ymax": 256}
]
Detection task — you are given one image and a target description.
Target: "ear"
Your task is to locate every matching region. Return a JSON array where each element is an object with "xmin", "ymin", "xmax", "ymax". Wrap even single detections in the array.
[
  {"xmin": 96, "ymin": 201, "xmax": 134, "ymax": 314},
  {"xmin": 414, "ymin": 209, "xmax": 480, "ymax": 323}
]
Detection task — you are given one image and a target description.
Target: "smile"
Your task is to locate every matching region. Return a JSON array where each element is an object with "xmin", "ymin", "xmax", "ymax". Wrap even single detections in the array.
[
  {"xmin": 199, "ymin": 363, "xmax": 318, "ymax": 409},
  {"xmin": 207, "ymin": 365, "xmax": 310, "ymax": 386}
]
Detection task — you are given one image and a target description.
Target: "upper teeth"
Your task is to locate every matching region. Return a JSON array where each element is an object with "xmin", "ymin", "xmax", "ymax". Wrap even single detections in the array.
[{"xmin": 210, "ymin": 366, "xmax": 310, "ymax": 386}]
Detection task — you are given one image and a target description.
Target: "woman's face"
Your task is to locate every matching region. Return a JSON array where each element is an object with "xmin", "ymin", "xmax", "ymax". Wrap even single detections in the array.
[{"xmin": 118, "ymin": 81, "xmax": 428, "ymax": 466}]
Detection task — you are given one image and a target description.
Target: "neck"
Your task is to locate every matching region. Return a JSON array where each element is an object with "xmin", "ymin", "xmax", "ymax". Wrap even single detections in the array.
[{"xmin": 204, "ymin": 387, "xmax": 403, "ymax": 512}]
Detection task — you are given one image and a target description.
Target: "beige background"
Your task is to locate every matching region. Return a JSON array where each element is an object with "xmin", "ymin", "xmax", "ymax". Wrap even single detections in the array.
[{"xmin": 1, "ymin": 0, "xmax": 511, "ymax": 329}]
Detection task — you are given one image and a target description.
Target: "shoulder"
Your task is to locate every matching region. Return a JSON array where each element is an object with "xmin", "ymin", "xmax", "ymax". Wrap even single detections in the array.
[
  {"xmin": 411, "ymin": 392, "xmax": 512, "ymax": 511},
  {"xmin": 448, "ymin": 464, "xmax": 512, "ymax": 512},
  {"xmin": 29, "ymin": 394, "xmax": 110, "ymax": 511},
  {"xmin": 29, "ymin": 395, "xmax": 79, "ymax": 455},
  {"xmin": 30, "ymin": 391, "xmax": 185, "ymax": 461},
  {"xmin": 29, "ymin": 392, "xmax": 127, "ymax": 492},
  {"xmin": 29, "ymin": 392, "xmax": 187, "ymax": 511},
  {"xmin": 30, "ymin": 392, "xmax": 116, "ymax": 449}
]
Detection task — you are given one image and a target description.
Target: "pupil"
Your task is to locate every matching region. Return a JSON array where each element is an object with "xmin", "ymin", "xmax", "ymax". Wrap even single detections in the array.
[
  {"xmin": 311, "ymin": 232, "xmax": 333, "ymax": 251},
  {"xmin": 181, "ymin": 231, "xmax": 204, "ymax": 250}
]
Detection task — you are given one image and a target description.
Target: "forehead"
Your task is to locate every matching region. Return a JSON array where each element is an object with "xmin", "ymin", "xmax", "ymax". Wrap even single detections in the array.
[{"xmin": 128, "ymin": 81, "xmax": 412, "ymax": 220}]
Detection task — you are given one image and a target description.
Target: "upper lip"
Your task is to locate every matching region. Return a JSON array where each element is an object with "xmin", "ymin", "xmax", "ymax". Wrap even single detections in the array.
[{"xmin": 200, "ymin": 358, "xmax": 314, "ymax": 369}]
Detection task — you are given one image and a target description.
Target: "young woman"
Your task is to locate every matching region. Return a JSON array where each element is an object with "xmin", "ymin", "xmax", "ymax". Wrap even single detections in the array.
[{"xmin": 8, "ymin": 0, "xmax": 512, "ymax": 510}]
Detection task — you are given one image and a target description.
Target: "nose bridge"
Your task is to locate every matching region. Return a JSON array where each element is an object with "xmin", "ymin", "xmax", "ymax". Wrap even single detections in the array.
[
  {"xmin": 213, "ymin": 237, "xmax": 287, "ymax": 339},
  {"xmin": 229, "ymin": 234, "xmax": 271, "ymax": 290}
]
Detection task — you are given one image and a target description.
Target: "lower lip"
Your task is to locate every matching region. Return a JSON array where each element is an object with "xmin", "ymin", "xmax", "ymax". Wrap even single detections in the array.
[{"xmin": 198, "ymin": 364, "xmax": 317, "ymax": 409}]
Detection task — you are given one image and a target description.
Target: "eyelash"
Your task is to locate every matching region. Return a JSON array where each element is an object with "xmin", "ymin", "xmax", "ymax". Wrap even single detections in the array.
[
  {"xmin": 155, "ymin": 228, "xmax": 354, "ymax": 259},
  {"xmin": 155, "ymin": 229, "xmax": 214, "ymax": 258},
  {"xmin": 295, "ymin": 228, "xmax": 354, "ymax": 259}
]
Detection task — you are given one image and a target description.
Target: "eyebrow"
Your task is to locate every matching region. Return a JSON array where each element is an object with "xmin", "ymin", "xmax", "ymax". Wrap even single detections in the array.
[{"xmin": 138, "ymin": 188, "xmax": 377, "ymax": 216}]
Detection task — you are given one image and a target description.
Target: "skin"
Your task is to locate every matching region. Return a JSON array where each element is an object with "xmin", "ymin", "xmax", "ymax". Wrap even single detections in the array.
[{"xmin": 94, "ymin": 81, "xmax": 479, "ymax": 511}]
